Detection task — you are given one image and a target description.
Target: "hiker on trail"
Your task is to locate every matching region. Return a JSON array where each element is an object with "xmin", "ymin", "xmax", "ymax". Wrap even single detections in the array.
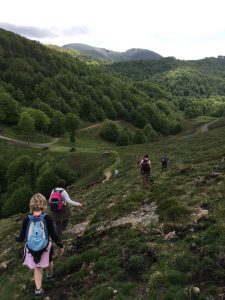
[
  {"xmin": 114, "ymin": 169, "xmax": 119, "ymax": 177},
  {"xmin": 49, "ymin": 179, "xmax": 83, "ymax": 238},
  {"xmin": 161, "ymin": 154, "xmax": 168, "ymax": 171},
  {"xmin": 16, "ymin": 193, "xmax": 64, "ymax": 296},
  {"xmin": 139, "ymin": 154, "xmax": 151, "ymax": 186}
]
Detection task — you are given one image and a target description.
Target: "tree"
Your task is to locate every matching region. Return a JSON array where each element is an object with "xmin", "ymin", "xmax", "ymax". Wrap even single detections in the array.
[
  {"xmin": 2, "ymin": 183, "xmax": 33, "ymax": 217},
  {"xmin": 117, "ymin": 128, "xmax": 131, "ymax": 146},
  {"xmin": 0, "ymin": 92, "xmax": 20, "ymax": 124},
  {"xmin": 18, "ymin": 112, "xmax": 35, "ymax": 144},
  {"xmin": 100, "ymin": 120, "xmax": 119, "ymax": 142},
  {"xmin": 23, "ymin": 107, "xmax": 50, "ymax": 132},
  {"xmin": 36, "ymin": 168, "xmax": 59, "ymax": 198},
  {"xmin": 65, "ymin": 113, "xmax": 80, "ymax": 144},
  {"xmin": 51, "ymin": 111, "xmax": 65, "ymax": 136},
  {"xmin": 143, "ymin": 123, "xmax": 158, "ymax": 142},
  {"xmin": 133, "ymin": 130, "xmax": 146, "ymax": 144},
  {"xmin": 6, "ymin": 155, "xmax": 34, "ymax": 185}
]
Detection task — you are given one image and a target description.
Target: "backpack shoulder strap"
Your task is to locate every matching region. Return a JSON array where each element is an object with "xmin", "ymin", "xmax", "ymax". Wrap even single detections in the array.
[
  {"xmin": 39, "ymin": 212, "xmax": 46, "ymax": 220},
  {"xmin": 39, "ymin": 213, "xmax": 48, "ymax": 237}
]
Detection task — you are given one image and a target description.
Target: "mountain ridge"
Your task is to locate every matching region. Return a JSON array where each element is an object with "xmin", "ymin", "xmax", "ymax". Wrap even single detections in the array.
[{"xmin": 63, "ymin": 42, "xmax": 162, "ymax": 62}]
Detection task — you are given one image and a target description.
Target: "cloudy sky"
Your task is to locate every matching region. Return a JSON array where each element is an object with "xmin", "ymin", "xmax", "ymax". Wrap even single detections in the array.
[{"xmin": 1, "ymin": 0, "xmax": 225, "ymax": 60}]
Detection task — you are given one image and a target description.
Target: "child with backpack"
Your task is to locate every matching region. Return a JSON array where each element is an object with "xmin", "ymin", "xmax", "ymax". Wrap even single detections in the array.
[
  {"xmin": 16, "ymin": 193, "xmax": 64, "ymax": 296},
  {"xmin": 49, "ymin": 179, "xmax": 83, "ymax": 238}
]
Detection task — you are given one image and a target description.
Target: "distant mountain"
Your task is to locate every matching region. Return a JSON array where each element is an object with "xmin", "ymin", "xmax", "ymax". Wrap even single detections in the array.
[{"xmin": 63, "ymin": 43, "xmax": 162, "ymax": 62}]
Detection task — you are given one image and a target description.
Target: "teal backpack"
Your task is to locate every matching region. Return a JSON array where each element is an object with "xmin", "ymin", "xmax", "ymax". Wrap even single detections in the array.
[{"xmin": 26, "ymin": 213, "xmax": 49, "ymax": 253}]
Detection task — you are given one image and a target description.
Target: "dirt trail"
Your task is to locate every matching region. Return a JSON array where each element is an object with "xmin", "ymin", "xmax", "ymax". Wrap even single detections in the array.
[
  {"xmin": 182, "ymin": 118, "xmax": 221, "ymax": 139},
  {"xmin": 102, "ymin": 170, "xmax": 112, "ymax": 183},
  {"xmin": 200, "ymin": 118, "xmax": 221, "ymax": 133},
  {"xmin": 76, "ymin": 120, "xmax": 122, "ymax": 133},
  {"xmin": 76, "ymin": 123, "xmax": 102, "ymax": 132},
  {"xmin": 0, "ymin": 134, "xmax": 60, "ymax": 148}
]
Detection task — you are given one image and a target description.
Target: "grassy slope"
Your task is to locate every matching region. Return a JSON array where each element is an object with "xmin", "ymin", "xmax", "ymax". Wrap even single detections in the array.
[{"xmin": 1, "ymin": 120, "xmax": 225, "ymax": 299}]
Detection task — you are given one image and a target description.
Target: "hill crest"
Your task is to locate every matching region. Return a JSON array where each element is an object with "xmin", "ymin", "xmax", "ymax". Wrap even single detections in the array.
[{"xmin": 63, "ymin": 43, "xmax": 162, "ymax": 61}]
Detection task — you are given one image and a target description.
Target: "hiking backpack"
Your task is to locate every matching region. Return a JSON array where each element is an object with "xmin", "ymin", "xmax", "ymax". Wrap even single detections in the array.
[
  {"xmin": 141, "ymin": 158, "xmax": 150, "ymax": 172},
  {"xmin": 161, "ymin": 156, "xmax": 167, "ymax": 163},
  {"xmin": 26, "ymin": 213, "xmax": 49, "ymax": 253},
  {"xmin": 49, "ymin": 189, "xmax": 64, "ymax": 212}
]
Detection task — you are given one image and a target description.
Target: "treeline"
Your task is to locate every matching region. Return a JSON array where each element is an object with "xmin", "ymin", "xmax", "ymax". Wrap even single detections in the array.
[
  {"xmin": 99, "ymin": 120, "xmax": 159, "ymax": 146},
  {"xmin": 0, "ymin": 28, "xmax": 181, "ymax": 136}
]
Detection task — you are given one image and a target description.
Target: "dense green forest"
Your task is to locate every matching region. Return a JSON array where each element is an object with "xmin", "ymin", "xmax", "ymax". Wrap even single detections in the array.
[
  {"xmin": 106, "ymin": 57, "xmax": 225, "ymax": 118},
  {"xmin": 0, "ymin": 28, "xmax": 181, "ymax": 138}
]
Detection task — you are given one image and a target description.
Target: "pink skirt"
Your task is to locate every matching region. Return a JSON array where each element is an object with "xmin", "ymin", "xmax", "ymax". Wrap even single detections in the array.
[{"xmin": 23, "ymin": 242, "xmax": 52, "ymax": 269}]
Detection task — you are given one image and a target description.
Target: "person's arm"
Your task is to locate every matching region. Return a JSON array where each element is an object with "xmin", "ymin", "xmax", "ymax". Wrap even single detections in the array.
[
  {"xmin": 15, "ymin": 216, "xmax": 29, "ymax": 242},
  {"xmin": 139, "ymin": 159, "xmax": 143, "ymax": 166},
  {"xmin": 45, "ymin": 215, "xmax": 63, "ymax": 248},
  {"xmin": 62, "ymin": 190, "xmax": 82, "ymax": 206}
]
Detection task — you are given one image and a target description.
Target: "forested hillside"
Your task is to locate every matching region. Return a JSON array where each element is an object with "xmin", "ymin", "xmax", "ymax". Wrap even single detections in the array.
[
  {"xmin": 0, "ymin": 28, "xmax": 181, "ymax": 138},
  {"xmin": 107, "ymin": 57, "xmax": 225, "ymax": 118}
]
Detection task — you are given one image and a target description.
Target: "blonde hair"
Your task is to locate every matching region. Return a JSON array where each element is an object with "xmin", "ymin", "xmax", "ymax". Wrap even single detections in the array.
[{"xmin": 29, "ymin": 193, "xmax": 47, "ymax": 213}]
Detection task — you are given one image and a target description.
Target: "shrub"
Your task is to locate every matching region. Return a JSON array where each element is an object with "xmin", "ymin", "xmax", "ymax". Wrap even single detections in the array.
[
  {"xmin": 55, "ymin": 255, "xmax": 82, "ymax": 275},
  {"xmin": 126, "ymin": 255, "xmax": 145, "ymax": 274},
  {"xmin": 36, "ymin": 168, "xmax": 59, "ymax": 197},
  {"xmin": 174, "ymin": 251, "xmax": 196, "ymax": 272},
  {"xmin": 117, "ymin": 129, "xmax": 131, "ymax": 146},
  {"xmin": 157, "ymin": 197, "xmax": 190, "ymax": 222},
  {"xmin": 100, "ymin": 120, "xmax": 119, "ymax": 142},
  {"xmin": 165, "ymin": 270, "xmax": 186, "ymax": 285},
  {"xmin": 88, "ymin": 284, "xmax": 114, "ymax": 300},
  {"xmin": 6, "ymin": 155, "xmax": 34, "ymax": 185},
  {"xmin": 82, "ymin": 247, "xmax": 100, "ymax": 263},
  {"xmin": 132, "ymin": 129, "xmax": 146, "ymax": 144}
]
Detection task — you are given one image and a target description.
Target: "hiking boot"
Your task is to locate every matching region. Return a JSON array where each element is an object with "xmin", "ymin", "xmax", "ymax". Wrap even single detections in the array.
[{"xmin": 34, "ymin": 287, "xmax": 44, "ymax": 296}]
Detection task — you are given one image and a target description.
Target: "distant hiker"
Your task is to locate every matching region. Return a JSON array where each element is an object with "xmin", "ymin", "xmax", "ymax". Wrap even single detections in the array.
[
  {"xmin": 114, "ymin": 169, "xmax": 119, "ymax": 177},
  {"xmin": 161, "ymin": 154, "xmax": 168, "ymax": 171},
  {"xmin": 139, "ymin": 154, "xmax": 151, "ymax": 187},
  {"xmin": 16, "ymin": 193, "xmax": 64, "ymax": 296},
  {"xmin": 49, "ymin": 179, "xmax": 83, "ymax": 238}
]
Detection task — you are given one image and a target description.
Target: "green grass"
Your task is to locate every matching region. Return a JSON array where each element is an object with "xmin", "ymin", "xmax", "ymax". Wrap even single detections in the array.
[
  {"xmin": 208, "ymin": 116, "xmax": 225, "ymax": 129},
  {"xmin": 0, "ymin": 124, "xmax": 52, "ymax": 143},
  {"xmin": 1, "ymin": 118, "xmax": 225, "ymax": 299}
]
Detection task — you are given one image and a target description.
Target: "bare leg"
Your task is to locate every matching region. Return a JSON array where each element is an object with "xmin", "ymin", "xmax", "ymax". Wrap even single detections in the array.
[
  {"xmin": 46, "ymin": 261, "xmax": 53, "ymax": 277},
  {"xmin": 34, "ymin": 267, "xmax": 42, "ymax": 290}
]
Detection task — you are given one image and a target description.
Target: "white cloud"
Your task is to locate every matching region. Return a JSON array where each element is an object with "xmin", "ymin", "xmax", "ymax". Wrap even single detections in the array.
[{"xmin": 0, "ymin": 0, "xmax": 225, "ymax": 59}]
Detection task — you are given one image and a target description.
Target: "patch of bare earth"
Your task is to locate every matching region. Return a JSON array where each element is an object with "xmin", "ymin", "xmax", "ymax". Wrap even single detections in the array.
[{"xmin": 97, "ymin": 202, "xmax": 158, "ymax": 232}]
